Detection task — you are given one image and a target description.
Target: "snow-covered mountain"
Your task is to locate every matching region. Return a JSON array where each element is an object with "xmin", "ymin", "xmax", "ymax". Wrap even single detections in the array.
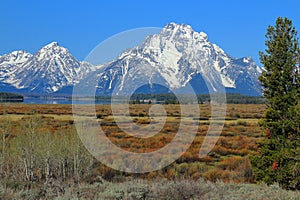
[
  {"xmin": 0, "ymin": 42, "xmax": 95, "ymax": 94},
  {"xmin": 0, "ymin": 50, "xmax": 33, "ymax": 93},
  {"xmin": 0, "ymin": 50, "xmax": 32, "ymax": 82},
  {"xmin": 0, "ymin": 23, "xmax": 262, "ymax": 95},
  {"xmin": 80, "ymin": 23, "xmax": 262, "ymax": 96}
]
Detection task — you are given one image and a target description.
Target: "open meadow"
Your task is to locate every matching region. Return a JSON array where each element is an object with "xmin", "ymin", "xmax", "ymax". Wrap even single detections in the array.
[{"xmin": 0, "ymin": 103, "xmax": 299, "ymax": 199}]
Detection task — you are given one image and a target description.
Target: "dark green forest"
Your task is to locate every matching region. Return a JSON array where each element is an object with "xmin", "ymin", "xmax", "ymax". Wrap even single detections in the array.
[{"xmin": 0, "ymin": 93, "xmax": 23, "ymax": 102}]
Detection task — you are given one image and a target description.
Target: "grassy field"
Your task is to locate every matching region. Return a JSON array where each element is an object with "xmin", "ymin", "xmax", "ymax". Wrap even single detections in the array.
[
  {"xmin": 0, "ymin": 104, "xmax": 263, "ymax": 180},
  {"xmin": 2, "ymin": 103, "xmax": 298, "ymax": 199}
]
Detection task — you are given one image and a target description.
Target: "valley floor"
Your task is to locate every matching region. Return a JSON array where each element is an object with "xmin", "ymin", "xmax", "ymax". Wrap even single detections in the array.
[{"xmin": 0, "ymin": 103, "xmax": 298, "ymax": 199}]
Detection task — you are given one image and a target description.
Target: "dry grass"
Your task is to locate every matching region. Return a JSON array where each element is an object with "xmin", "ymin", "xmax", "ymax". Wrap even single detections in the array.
[{"xmin": 0, "ymin": 103, "xmax": 265, "ymax": 183}]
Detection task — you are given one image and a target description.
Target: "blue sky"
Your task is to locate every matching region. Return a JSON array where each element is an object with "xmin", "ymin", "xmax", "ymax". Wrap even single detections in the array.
[{"xmin": 0, "ymin": 0, "xmax": 299, "ymax": 65}]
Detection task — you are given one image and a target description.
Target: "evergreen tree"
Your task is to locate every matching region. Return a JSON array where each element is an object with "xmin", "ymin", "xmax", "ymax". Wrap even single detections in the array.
[{"xmin": 251, "ymin": 17, "xmax": 300, "ymax": 189}]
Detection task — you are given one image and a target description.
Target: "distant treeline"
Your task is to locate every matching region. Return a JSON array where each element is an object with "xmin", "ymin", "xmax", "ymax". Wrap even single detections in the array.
[
  {"xmin": 70, "ymin": 93, "xmax": 265, "ymax": 104},
  {"xmin": 0, "ymin": 92, "xmax": 23, "ymax": 102},
  {"xmin": 199, "ymin": 93, "xmax": 265, "ymax": 104},
  {"xmin": 128, "ymin": 93, "xmax": 265, "ymax": 104}
]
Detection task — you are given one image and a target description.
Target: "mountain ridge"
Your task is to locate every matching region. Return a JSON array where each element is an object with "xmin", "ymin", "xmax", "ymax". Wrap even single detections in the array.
[
  {"xmin": 0, "ymin": 42, "xmax": 96, "ymax": 94},
  {"xmin": 78, "ymin": 22, "xmax": 262, "ymax": 96},
  {"xmin": 0, "ymin": 23, "xmax": 262, "ymax": 96}
]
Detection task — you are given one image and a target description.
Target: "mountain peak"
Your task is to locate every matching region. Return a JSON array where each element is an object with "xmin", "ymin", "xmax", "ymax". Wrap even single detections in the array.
[
  {"xmin": 44, "ymin": 42, "xmax": 59, "ymax": 48},
  {"xmin": 164, "ymin": 22, "xmax": 193, "ymax": 31},
  {"xmin": 37, "ymin": 42, "xmax": 69, "ymax": 60},
  {"xmin": 162, "ymin": 22, "xmax": 194, "ymax": 36},
  {"xmin": 39, "ymin": 42, "xmax": 68, "ymax": 53},
  {"xmin": 160, "ymin": 22, "xmax": 209, "ymax": 44},
  {"xmin": 242, "ymin": 56, "xmax": 253, "ymax": 63},
  {"xmin": 8, "ymin": 41, "xmax": 93, "ymax": 93}
]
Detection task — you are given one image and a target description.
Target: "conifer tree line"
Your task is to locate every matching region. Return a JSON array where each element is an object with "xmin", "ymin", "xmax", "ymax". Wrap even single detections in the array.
[{"xmin": 251, "ymin": 17, "xmax": 300, "ymax": 190}]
